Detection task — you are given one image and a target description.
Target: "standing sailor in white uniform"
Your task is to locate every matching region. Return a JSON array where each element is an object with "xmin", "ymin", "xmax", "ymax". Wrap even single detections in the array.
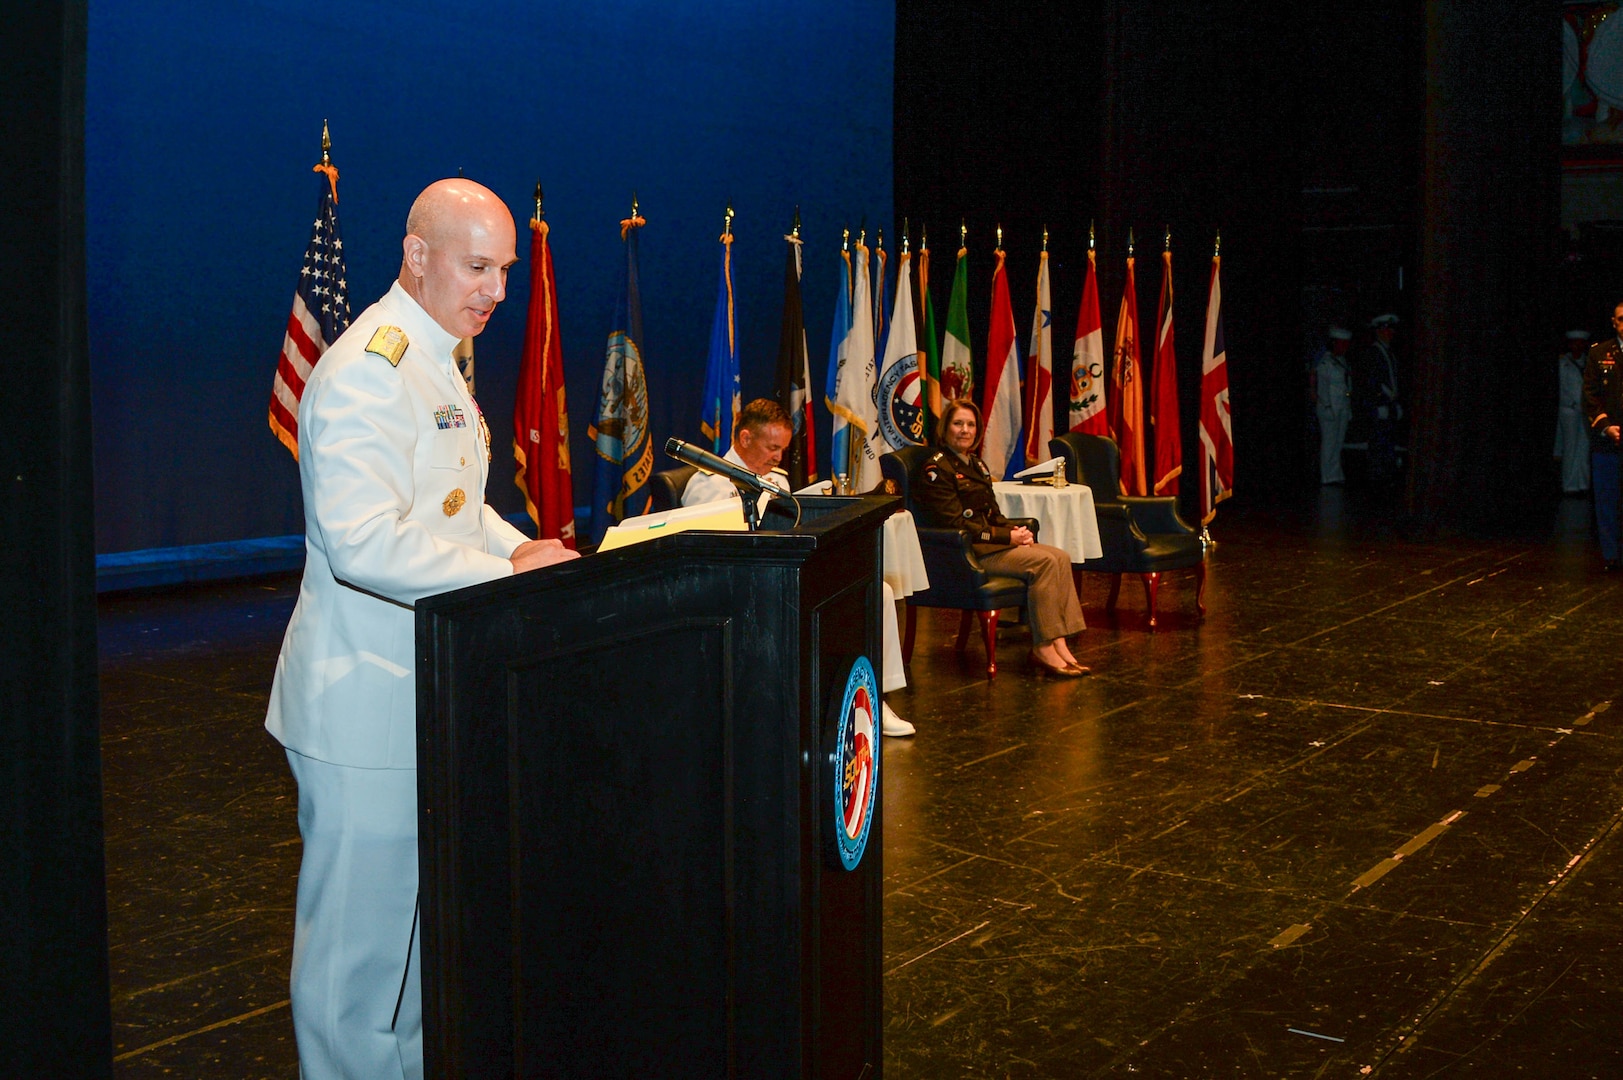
[
  {"xmin": 1556, "ymin": 328, "xmax": 1591, "ymax": 494},
  {"xmin": 266, "ymin": 179, "xmax": 579, "ymax": 1080},
  {"xmin": 1314, "ymin": 326, "xmax": 1354, "ymax": 484}
]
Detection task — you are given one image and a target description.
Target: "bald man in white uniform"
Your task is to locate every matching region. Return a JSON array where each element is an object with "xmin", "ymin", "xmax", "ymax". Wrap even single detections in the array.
[{"xmin": 266, "ymin": 179, "xmax": 578, "ymax": 1079}]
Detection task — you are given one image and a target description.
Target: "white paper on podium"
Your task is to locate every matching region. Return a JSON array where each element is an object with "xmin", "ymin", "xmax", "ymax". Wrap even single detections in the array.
[{"xmin": 596, "ymin": 500, "xmax": 747, "ymax": 552}]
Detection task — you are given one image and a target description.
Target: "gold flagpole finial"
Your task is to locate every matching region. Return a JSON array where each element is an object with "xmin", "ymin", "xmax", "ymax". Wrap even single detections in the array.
[
  {"xmin": 1089, "ymin": 220, "xmax": 1096, "ymax": 250},
  {"xmin": 632, "ymin": 191, "xmax": 639, "ymax": 218},
  {"xmin": 723, "ymin": 202, "xmax": 734, "ymax": 240},
  {"xmin": 842, "ymin": 226, "xmax": 849, "ymax": 252},
  {"xmin": 313, "ymin": 120, "xmax": 339, "ymax": 203},
  {"xmin": 902, "ymin": 217, "xmax": 910, "ymax": 255},
  {"xmin": 876, "ymin": 226, "xmax": 884, "ymax": 252},
  {"xmin": 792, "ymin": 205, "xmax": 801, "ymax": 240},
  {"xmin": 859, "ymin": 223, "xmax": 866, "ymax": 248},
  {"xmin": 1214, "ymin": 229, "xmax": 1222, "ymax": 257},
  {"xmin": 1128, "ymin": 228, "xmax": 1136, "ymax": 258},
  {"xmin": 1042, "ymin": 226, "xmax": 1049, "ymax": 253},
  {"xmin": 1164, "ymin": 225, "xmax": 1171, "ymax": 252},
  {"xmin": 534, "ymin": 180, "xmax": 544, "ymax": 220},
  {"xmin": 996, "ymin": 223, "xmax": 1003, "ymax": 251},
  {"xmin": 960, "ymin": 219, "xmax": 967, "ymax": 248},
  {"xmin": 921, "ymin": 221, "xmax": 928, "ymax": 251}
]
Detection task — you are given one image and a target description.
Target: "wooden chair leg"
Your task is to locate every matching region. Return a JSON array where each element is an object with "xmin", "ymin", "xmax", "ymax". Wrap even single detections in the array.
[
  {"xmin": 1195, "ymin": 562, "xmax": 1208, "ymax": 617},
  {"xmin": 1106, "ymin": 573, "xmax": 1122, "ymax": 612},
  {"xmin": 1141, "ymin": 572, "xmax": 1161, "ymax": 630},
  {"xmin": 903, "ymin": 603, "xmax": 918, "ymax": 663},
  {"xmin": 977, "ymin": 609, "xmax": 999, "ymax": 677},
  {"xmin": 955, "ymin": 610, "xmax": 973, "ymax": 652}
]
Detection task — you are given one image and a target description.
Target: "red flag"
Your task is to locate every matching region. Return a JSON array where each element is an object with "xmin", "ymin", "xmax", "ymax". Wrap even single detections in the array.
[
  {"xmin": 1151, "ymin": 246, "xmax": 1182, "ymax": 494},
  {"xmin": 1110, "ymin": 249, "xmax": 1146, "ymax": 495},
  {"xmin": 1198, "ymin": 247, "xmax": 1232, "ymax": 523},
  {"xmin": 514, "ymin": 216, "xmax": 577, "ymax": 547},
  {"xmin": 1068, "ymin": 247, "xmax": 1110, "ymax": 435}
]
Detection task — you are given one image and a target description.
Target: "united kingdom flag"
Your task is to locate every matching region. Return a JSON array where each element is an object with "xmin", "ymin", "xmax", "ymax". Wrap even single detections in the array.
[{"xmin": 270, "ymin": 145, "xmax": 350, "ymax": 460}]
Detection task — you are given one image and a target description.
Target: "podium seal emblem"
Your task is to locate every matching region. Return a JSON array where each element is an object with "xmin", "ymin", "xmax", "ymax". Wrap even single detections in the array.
[{"xmin": 831, "ymin": 655, "xmax": 880, "ymax": 870}]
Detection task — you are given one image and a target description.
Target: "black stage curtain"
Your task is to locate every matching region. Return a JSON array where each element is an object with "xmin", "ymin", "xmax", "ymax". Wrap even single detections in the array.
[
  {"xmin": 1408, "ymin": 0, "xmax": 1562, "ymax": 531},
  {"xmin": 0, "ymin": 1, "xmax": 114, "ymax": 1074},
  {"xmin": 897, "ymin": 1, "xmax": 1564, "ymax": 532}
]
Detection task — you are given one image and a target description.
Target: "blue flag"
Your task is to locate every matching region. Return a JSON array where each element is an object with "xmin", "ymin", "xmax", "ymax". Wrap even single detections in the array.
[
  {"xmin": 824, "ymin": 246, "xmax": 853, "ymax": 482},
  {"xmin": 699, "ymin": 232, "xmax": 740, "ymax": 452},
  {"xmin": 589, "ymin": 212, "xmax": 654, "ymax": 541}
]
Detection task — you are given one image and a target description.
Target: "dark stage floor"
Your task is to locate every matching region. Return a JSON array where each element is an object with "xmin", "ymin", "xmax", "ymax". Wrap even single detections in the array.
[{"xmin": 101, "ymin": 491, "xmax": 1623, "ymax": 1078}]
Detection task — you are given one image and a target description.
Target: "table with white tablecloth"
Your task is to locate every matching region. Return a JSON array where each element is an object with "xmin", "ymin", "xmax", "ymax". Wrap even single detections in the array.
[
  {"xmin": 882, "ymin": 509, "xmax": 929, "ymax": 598},
  {"xmin": 991, "ymin": 482, "xmax": 1103, "ymax": 564}
]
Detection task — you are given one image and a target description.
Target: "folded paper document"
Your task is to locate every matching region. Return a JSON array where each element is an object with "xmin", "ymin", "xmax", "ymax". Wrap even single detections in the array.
[{"xmin": 596, "ymin": 500, "xmax": 748, "ymax": 552}]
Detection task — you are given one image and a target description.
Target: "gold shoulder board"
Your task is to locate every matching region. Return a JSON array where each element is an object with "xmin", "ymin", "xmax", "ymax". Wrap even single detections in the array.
[{"xmin": 365, "ymin": 326, "xmax": 409, "ymax": 367}]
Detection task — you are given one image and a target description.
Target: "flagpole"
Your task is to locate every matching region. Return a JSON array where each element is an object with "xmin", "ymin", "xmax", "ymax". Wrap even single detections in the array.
[{"xmin": 1202, "ymin": 226, "xmax": 1220, "ymax": 551}]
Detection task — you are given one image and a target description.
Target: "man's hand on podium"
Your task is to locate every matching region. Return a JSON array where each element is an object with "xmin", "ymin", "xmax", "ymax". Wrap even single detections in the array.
[{"xmin": 511, "ymin": 538, "xmax": 581, "ymax": 574}]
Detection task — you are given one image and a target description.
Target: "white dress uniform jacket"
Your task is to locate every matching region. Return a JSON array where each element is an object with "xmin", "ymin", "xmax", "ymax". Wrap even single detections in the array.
[
  {"xmin": 267, "ymin": 281, "xmax": 529, "ymax": 768},
  {"xmin": 680, "ymin": 444, "xmax": 789, "ymax": 517}
]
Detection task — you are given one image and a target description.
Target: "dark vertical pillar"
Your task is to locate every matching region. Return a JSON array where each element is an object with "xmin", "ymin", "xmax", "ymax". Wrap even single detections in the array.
[
  {"xmin": 1408, "ymin": 1, "xmax": 1561, "ymax": 529},
  {"xmin": 0, "ymin": 1, "xmax": 113, "ymax": 1075}
]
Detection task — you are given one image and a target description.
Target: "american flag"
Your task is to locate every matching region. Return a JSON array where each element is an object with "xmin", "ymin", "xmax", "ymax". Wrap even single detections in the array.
[{"xmin": 270, "ymin": 167, "xmax": 350, "ymax": 459}]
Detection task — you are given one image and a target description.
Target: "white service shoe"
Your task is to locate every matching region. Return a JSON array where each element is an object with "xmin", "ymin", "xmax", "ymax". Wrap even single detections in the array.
[{"xmin": 881, "ymin": 702, "xmax": 915, "ymax": 737}]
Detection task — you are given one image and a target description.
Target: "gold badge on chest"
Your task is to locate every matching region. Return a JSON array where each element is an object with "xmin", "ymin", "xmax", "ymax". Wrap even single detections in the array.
[{"xmin": 443, "ymin": 488, "xmax": 466, "ymax": 517}]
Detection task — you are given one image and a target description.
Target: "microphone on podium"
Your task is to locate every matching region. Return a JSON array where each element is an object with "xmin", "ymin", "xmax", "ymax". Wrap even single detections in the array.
[{"xmin": 664, "ymin": 438, "xmax": 773, "ymax": 495}]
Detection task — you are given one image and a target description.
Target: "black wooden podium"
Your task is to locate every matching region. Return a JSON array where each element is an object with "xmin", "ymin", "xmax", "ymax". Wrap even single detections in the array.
[{"xmin": 415, "ymin": 495, "xmax": 895, "ymax": 1079}]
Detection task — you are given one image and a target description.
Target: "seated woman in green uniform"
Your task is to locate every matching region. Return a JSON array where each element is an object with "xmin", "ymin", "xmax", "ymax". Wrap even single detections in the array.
[{"xmin": 914, "ymin": 398, "xmax": 1090, "ymax": 676}]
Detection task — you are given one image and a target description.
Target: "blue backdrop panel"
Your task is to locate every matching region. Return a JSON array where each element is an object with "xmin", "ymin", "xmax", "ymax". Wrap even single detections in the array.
[{"xmin": 88, "ymin": 0, "xmax": 893, "ymax": 554}]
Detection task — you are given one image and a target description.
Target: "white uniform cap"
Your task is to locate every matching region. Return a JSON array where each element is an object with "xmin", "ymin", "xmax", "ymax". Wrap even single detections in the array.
[
  {"xmin": 1566, "ymin": 329, "xmax": 1590, "ymax": 341},
  {"xmin": 1328, "ymin": 326, "xmax": 1353, "ymax": 341},
  {"xmin": 1370, "ymin": 313, "xmax": 1399, "ymax": 328}
]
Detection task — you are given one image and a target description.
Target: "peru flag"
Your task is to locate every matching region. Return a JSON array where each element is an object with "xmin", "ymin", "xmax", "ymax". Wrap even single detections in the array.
[{"xmin": 982, "ymin": 247, "xmax": 1023, "ymax": 479}]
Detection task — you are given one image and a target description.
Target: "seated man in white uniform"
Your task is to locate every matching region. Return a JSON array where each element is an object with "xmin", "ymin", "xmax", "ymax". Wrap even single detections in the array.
[
  {"xmin": 684, "ymin": 398, "xmax": 915, "ymax": 737},
  {"xmin": 266, "ymin": 178, "xmax": 580, "ymax": 1080}
]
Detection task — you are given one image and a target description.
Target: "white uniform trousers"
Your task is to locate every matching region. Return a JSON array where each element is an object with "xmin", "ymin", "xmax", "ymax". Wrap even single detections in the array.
[
  {"xmin": 881, "ymin": 581, "xmax": 905, "ymax": 694},
  {"xmin": 286, "ymin": 751, "xmax": 423, "ymax": 1080},
  {"xmin": 1317, "ymin": 406, "xmax": 1349, "ymax": 484}
]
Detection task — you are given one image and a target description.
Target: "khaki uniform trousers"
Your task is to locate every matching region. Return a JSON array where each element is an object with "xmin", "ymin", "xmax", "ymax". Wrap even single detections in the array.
[{"xmin": 979, "ymin": 542, "xmax": 1086, "ymax": 645}]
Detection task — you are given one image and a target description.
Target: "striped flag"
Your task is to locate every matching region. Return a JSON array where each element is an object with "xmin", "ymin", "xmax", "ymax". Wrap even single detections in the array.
[
  {"xmin": 1198, "ymin": 244, "xmax": 1233, "ymax": 523},
  {"xmin": 1110, "ymin": 246, "xmax": 1146, "ymax": 495},
  {"xmin": 942, "ymin": 244, "xmax": 974, "ymax": 401},
  {"xmin": 873, "ymin": 237, "xmax": 890, "ymax": 364},
  {"xmin": 513, "ymin": 210, "xmax": 576, "ymax": 547},
  {"xmin": 775, "ymin": 225, "xmax": 816, "ymax": 488},
  {"xmin": 1023, "ymin": 247, "xmax": 1054, "ymax": 466},
  {"xmin": 700, "ymin": 221, "xmax": 740, "ymax": 452},
  {"xmin": 824, "ymin": 241, "xmax": 854, "ymax": 483},
  {"xmin": 982, "ymin": 245, "xmax": 1023, "ymax": 479},
  {"xmin": 1069, "ymin": 246, "xmax": 1109, "ymax": 435},
  {"xmin": 269, "ymin": 160, "xmax": 350, "ymax": 459},
  {"xmin": 833, "ymin": 238, "xmax": 880, "ymax": 489},
  {"xmin": 1151, "ymin": 244, "xmax": 1182, "ymax": 494}
]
